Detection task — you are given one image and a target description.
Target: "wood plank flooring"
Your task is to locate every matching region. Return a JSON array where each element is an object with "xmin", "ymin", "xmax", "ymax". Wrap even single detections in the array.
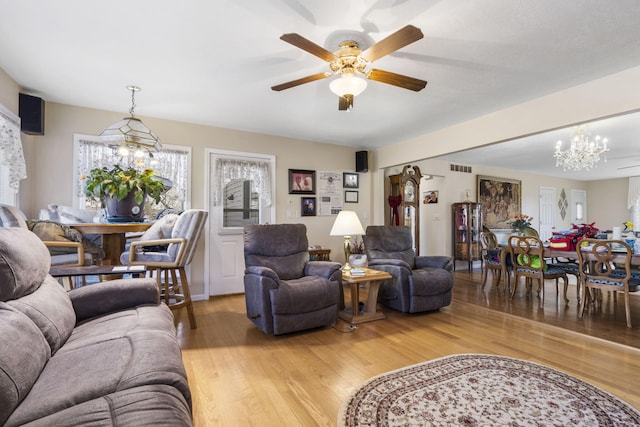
[{"xmin": 177, "ymin": 269, "xmax": 640, "ymax": 426}]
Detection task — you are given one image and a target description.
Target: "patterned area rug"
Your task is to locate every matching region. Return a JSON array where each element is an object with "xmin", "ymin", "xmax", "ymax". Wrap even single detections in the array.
[{"xmin": 338, "ymin": 354, "xmax": 640, "ymax": 426}]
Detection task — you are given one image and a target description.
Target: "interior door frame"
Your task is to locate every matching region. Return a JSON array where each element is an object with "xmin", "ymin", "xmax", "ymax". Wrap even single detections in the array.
[{"xmin": 203, "ymin": 148, "xmax": 276, "ymax": 297}]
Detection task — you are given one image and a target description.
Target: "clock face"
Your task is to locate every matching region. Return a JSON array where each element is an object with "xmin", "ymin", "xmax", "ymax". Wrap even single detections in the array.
[{"xmin": 404, "ymin": 181, "xmax": 415, "ymax": 202}]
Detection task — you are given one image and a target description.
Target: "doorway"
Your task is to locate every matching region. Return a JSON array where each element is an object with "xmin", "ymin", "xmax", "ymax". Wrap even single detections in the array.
[
  {"xmin": 206, "ymin": 149, "xmax": 275, "ymax": 296},
  {"xmin": 539, "ymin": 186, "xmax": 556, "ymax": 241}
]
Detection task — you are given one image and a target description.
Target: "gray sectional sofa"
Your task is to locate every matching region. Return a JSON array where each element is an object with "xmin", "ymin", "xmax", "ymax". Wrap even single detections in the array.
[{"xmin": 0, "ymin": 228, "xmax": 192, "ymax": 426}]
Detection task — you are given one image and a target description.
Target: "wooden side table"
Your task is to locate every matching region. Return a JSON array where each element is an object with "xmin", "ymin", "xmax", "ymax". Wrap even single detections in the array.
[{"xmin": 339, "ymin": 268, "xmax": 392, "ymax": 324}]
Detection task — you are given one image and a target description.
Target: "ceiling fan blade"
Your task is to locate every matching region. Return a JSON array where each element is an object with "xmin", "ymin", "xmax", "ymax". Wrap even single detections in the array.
[
  {"xmin": 280, "ymin": 33, "xmax": 339, "ymax": 62},
  {"xmin": 338, "ymin": 95, "xmax": 353, "ymax": 111},
  {"xmin": 360, "ymin": 25, "xmax": 424, "ymax": 63},
  {"xmin": 367, "ymin": 69, "xmax": 427, "ymax": 91},
  {"xmin": 271, "ymin": 72, "xmax": 331, "ymax": 91}
]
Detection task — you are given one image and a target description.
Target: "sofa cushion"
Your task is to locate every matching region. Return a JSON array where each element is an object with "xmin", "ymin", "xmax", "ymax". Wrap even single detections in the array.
[
  {"xmin": 0, "ymin": 228, "xmax": 50, "ymax": 302},
  {"xmin": 26, "ymin": 220, "xmax": 84, "ymax": 255},
  {"xmin": 7, "ymin": 277, "xmax": 75, "ymax": 354},
  {"xmin": 270, "ymin": 277, "xmax": 338, "ymax": 314},
  {"xmin": 6, "ymin": 304, "xmax": 191, "ymax": 425},
  {"xmin": 410, "ymin": 268, "xmax": 455, "ymax": 296},
  {"xmin": 139, "ymin": 213, "xmax": 179, "ymax": 252},
  {"xmin": 0, "ymin": 303, "xmax": 51, "ymax": 426}
]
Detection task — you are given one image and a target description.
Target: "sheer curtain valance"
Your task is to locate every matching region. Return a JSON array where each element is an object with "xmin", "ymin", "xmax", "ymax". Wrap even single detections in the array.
[
  {"xmin": 213, "ymin": 158, "xmax": 272, "ymax": 207},
  {"xmin": 0, "ymin": 106, "xmax": 27, "ymax": 190}
]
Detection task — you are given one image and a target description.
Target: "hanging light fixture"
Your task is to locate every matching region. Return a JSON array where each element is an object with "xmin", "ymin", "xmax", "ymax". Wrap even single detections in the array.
[
  {"xmin": 100, "ymin": 85, "xmax": 162, "ymax": 153},
  {"xmin": 554, "ymin": 126, "xmax": 609, "ymax": 171},
  {"xmin": 329, "ymin": 67, "xmax": 367, "ymax": 111}
]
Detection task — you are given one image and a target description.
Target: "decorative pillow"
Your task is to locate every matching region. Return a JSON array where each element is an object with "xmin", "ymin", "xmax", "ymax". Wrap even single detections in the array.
[
  {"xmin": 56, "ymin": 205, "xmax": 99, "ymax": 224},
  {"xmin": 26, "ymin": 220, "xmax": 83, "ymax": 255},
  {"xmin": 139, "ymin": 214, "xmax": 179, "ymax": 252}
]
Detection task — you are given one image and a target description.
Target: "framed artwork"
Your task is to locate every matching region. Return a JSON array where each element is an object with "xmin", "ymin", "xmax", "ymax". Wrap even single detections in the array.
[
  {"xmin": 289, "ymin": 169, "xmax": 315, "ymax": 194},
  {"xmin": 345, "ymin": 190, "xmax": 359, "ymax": 203},
  {"xmin": 343, "ymin": 172, "xmax": 359, "ymax": 189},
  {"xmin": 423, "ymin": 190, "xmax": 438, "ymax": 204},
  {"xmin": 301, "ymin": 197, "xmax": 316, "ymax": 216},
  {"xmin": 477, "ymin": 175, "xmax": 522, "ymax": 229}
]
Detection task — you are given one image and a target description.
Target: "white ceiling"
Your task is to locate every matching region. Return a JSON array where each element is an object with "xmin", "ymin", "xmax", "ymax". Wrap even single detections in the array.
[{"xmin": 1, "ymin": 0, "xmax": 640, "ymax": 179}]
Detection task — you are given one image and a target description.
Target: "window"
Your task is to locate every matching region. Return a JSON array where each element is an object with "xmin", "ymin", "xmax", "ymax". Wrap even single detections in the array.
[
  {"xmin": 0, "ymin": 104, "xmax": 26, "ymax": 206},
  {"xmin": 73, "ymin": 134, "xmax": 191, "ymax": 218}
]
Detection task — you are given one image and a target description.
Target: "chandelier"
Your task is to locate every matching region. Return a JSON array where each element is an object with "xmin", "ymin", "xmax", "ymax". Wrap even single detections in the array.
[
  {"xmin": 100, "ymin": 85, "xmax": 162, "ymax": 154},
  {"xmin": 554, "ymin": 126, "xmax": 609, "ymax": 171}
]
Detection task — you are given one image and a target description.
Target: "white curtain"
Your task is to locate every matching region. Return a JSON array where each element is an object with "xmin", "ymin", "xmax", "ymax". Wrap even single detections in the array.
[
  {"xmin": 0, "ymin": 105, "xmax": 27, "ymax": 190},
  {"xmin": 213, "ymin": 158, "xmax": 272, "ymax": 206}
]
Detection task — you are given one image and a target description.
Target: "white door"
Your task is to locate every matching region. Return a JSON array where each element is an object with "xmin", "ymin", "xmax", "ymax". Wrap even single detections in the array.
[
  {"xmin": 206, "ymin": 150, "xmax": 275, "ymax": 296},
  {"xmin": 539, "ymin": 187, "xmax": 556, "ymax": 242},
  {"xmin": 571, "ymin": 189, "xmax": 587, "ymax": 224}
]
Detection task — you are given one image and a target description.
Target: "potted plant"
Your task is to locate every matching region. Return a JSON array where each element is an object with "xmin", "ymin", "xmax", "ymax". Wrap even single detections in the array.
[{"xmin": 83, "ymin": 165, "xmax": 167, "ymax": 222}]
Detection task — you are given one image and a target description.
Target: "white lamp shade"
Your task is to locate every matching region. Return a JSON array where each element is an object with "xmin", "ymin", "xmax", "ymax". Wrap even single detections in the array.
[
  {"xmin": 330, "ymin": 211, "xmax": 365, "ymax": 236},
  {"xmin": 329, "ymin": 74, "xmax": 367, "ymax": 97}
]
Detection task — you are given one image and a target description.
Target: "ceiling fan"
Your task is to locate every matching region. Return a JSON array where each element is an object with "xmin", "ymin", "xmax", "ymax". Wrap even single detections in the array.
[{"xmin": 271, "ymin": 25, "xmax": 427, "ymax": 111}]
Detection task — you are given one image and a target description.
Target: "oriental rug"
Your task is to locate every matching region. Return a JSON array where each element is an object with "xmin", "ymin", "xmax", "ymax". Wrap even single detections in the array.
[{"xmin": 338, "ymin": 354, "xmax": 640, "ymax": 426}]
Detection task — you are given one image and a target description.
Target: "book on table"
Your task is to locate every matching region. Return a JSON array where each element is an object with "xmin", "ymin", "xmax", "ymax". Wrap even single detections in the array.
[{"xmin": 349, "ymin": 268, "xmax": 366, "ymax": 276}]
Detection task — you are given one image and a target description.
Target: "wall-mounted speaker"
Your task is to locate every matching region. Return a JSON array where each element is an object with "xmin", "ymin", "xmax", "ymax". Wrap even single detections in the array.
[
  {"xmin": 356, "ymin": 150, "xmax": 368, "ymax": 172},
  {"xmin": 19, "ymin": 93, "xmax": 45, "ymax": 135}
]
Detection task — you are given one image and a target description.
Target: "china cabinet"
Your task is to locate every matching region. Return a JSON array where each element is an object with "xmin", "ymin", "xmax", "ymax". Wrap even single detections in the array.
[
  {"xmin": 388, "ymin": 165, "xmax": 422, "ymax": 253},
  {"xmin": 451, "ymin": 202, "xmax": 482, "ymax": 271}
]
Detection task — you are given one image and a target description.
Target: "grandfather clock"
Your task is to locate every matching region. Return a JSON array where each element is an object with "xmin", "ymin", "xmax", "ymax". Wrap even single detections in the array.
[{"xmin": 388, "ymin": 165, "xmax": 422, "ymax": 254}]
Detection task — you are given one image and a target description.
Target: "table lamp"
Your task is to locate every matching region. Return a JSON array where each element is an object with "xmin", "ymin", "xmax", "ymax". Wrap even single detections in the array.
[{"xmin": 330, "ymin": 210, "xmax": 365, "ymax": 271}]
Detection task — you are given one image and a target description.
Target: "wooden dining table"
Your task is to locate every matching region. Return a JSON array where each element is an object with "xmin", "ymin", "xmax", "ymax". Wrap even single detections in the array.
[{"xmin": 70, "ymin": 222, "xmax": 152, "ymax": 266}]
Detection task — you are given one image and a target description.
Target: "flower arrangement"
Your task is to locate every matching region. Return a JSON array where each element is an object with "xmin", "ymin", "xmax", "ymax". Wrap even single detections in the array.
[
  {"xmin": 623, "ymin": 221, "xmax": 634, "ymax": 232},
  {"xmin": 83, "ymin": 165, "xmax": 167, "ymax": 204},
  {"xmin": 508, "ymin": 214, "xmax": 533, "ymax": 233}
]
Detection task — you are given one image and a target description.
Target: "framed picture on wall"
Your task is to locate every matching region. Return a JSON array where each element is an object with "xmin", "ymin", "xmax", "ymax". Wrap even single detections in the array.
[
  {"xmin": 423, "ymin": 190, "xmax": 438, "ymax": 204},
  {"xmin": 345, "ymin": 190, "xmax": 359, "ymax": 203},
  {"xmin": 343, "ymin": 172, "xmax": 359, "ymax": 189},
  {"xmin": 477, "ymin": 175, "xmax": 521, "ymax": 229},
  {"xmin": 289, "ymin": 169, "xmax": 315, "ymax": 194},
  {"xmin": 301, "ymin": 197, "xmax": 316, "ymax": 216}
]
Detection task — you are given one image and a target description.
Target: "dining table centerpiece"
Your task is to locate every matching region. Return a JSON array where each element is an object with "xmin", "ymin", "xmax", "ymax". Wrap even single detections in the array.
[
  {"xmin": 83, "ymin": 165, "xmax": 167, "ymax": 223},
  {"xmin": 508, "ymin": 214, "xmax": 533, "ymax": 235}
]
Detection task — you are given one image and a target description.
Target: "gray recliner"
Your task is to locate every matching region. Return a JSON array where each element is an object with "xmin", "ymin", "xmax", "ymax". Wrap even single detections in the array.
[
  {"xmin": 243, "ymin": 224, "xmax": 342, "ymax": 335},
  {"xmin": 363, "ymin": 225, "xmax": 454, "ymax": 313}
]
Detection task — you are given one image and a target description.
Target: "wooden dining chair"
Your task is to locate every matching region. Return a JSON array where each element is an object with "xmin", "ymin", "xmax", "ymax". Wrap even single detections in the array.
[
  {"xmin": 480, "ymin": 231, "xmax": 508, "ymax": 291},
  {"xmin": 508, "ymin": 235, "xmax": 569, "ymax": 304},
  {"xmin": 576, "ymin": 239, "xmax": 640, "ymax": 328}
]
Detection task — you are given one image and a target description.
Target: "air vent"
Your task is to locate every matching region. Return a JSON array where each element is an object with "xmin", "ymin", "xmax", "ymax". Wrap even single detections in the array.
[{"xmin": 450, "ymin": 164, "xmax": 472, "ymax": 173}]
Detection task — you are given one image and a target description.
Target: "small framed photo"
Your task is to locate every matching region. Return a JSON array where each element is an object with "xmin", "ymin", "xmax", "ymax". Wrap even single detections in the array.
[
  {"xmin": 343, "ymin": 172, "xmax": 359, "ymax": 189},
  {"xmin": 301, "ymin": 197, "xmax": 316, "ymax": 216},
  {"xmin": 289, "ymin": 169, "xmax": 315, "ymax": 194},
  {"xmin": 423, "ymin": 190, "xmax": 439, "ymax": 204},
  {"xmin": 345, "ymin": 190, "xmax": 359, "ymax": 203}
]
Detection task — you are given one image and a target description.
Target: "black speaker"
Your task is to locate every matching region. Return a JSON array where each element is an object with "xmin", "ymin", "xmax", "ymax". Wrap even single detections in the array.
[
  {"xmin": 19, "ymin": 93, "xmax": 45, "ymax": 135},
  {"xmin": 355, "ymin": 150, "xmax": 368, "ymax": 172}
]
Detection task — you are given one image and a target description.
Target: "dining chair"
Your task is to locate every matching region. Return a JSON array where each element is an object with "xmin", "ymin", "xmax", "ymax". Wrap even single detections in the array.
[
  {"xmin": 480, "ymin": 231, "xmax": 509, "ymax": 291},
  {"xmin": 120, "ymin": 209, "xmax": 208, "ymax": 329},
  {"xmin": 576, "ymin": 239, "xmax": 639, "ymax": 328},
  {"xmin": 508, "ymin": 235, "xmax": 569, "ymax": 304}
]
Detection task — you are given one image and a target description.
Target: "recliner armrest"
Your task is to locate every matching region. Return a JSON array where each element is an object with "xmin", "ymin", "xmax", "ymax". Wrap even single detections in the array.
[
  {"xmin": 245, "ymin": 265, "xmax": 280, "ymax": 282},
  {"xmin": 415, "ymin": 256, "xmax": 453, "ymax": 271},
  {"xmin": 68, "ymin": 278, "xmax": 160, "ymax": 323},
  {"xmin": 304, "ymin": 261, "xmax": 342, "ymax": 280}
]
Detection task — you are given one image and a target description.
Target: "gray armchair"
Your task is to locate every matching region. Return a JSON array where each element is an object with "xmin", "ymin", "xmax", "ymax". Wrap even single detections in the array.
[
  {"xmin": 243, "ymin": 224, "xmax": 342, "ymax": 335},
  {"xmin": 363, "ymin": 225, "xmax": 454, "ymax": 313}
]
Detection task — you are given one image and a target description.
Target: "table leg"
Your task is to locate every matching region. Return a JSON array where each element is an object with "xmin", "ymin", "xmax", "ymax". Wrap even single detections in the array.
[
  {"xmin": 350, "ymin": 282, "xmax": 360, "ymax": 315},
  {"xmin": 100, "ymin": 233, "xmax": 126, "ymax": 265}
]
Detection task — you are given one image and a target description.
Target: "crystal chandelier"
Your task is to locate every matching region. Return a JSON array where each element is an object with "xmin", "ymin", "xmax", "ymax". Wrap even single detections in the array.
[{"xmin": 554, "ymin": 126, "xmax": 609, "ymax": 171}]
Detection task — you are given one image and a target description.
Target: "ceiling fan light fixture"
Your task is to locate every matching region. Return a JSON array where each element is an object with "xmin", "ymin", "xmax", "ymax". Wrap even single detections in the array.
[{"xmin": 329, "ymin": 72, "xmax": 367, "ymax": 98}]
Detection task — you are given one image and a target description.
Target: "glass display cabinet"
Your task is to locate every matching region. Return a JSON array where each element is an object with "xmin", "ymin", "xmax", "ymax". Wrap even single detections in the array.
[
  {"xmin": 388, "ymin": 165, "xmax": 422, "ymax": 254},
  {"xmin": 452, "ymin": 202, "xmax": 482, "ymax": 271}
]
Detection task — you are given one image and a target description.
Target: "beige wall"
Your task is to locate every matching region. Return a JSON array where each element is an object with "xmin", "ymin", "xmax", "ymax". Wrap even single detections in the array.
[{"xmin": 3, "ymin": 64, "xmax": 640, "ymax": 295}]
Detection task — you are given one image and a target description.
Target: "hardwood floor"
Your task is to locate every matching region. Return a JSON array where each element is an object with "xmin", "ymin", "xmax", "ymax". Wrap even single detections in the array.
[{"xmin": 177, "ymin": 270, "xmax": 640, "ymax": 426}]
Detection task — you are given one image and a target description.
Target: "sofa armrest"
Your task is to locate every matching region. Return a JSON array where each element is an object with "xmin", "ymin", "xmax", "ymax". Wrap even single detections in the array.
[
  {"xmin": 304, "ymin": 261, "xmax": 342, "ymax": 280},
  {"xmin": 415, "ymin": 256, "xmax": 453, "ymax": 271},
  {"xmin": 68, "ymin": 278, "xmax": 160, "ymax": 322}
]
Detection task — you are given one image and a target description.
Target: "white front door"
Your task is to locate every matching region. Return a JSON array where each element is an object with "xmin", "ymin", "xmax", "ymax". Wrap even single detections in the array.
[
  {"xmin": 206, "ymin": 150, "xmax": 275, "ymax": 296},
  {"xmin": 539, "ymin": 186, "xmax": 556, "ymax": 242}
]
